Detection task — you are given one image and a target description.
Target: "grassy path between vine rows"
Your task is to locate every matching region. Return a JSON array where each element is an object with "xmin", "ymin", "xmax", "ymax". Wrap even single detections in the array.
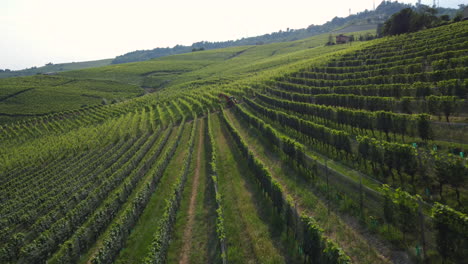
[
  {"xmin": 167, "ymin": 118, "xmax": 219, "ymax": 264},
  {"xmin": 210, "ymin": 113, "xmax": 294, "ymax": 264},
  {"xmin": 224, "ymin": 109, "xmax": 394, "ymax": 264},
  {"xmin": 178, "ymin": 118, "xmax": 208, "ymax": 264}
]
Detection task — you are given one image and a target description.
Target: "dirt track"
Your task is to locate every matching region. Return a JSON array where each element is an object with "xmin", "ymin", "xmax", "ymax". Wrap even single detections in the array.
[{"xmin": 179, "ymin": 120, "xmax": 204, "ymax": 264}]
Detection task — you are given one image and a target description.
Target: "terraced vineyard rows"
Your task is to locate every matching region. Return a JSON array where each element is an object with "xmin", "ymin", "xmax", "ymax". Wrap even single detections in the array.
[
  {"xmin": 1, "ymin": 21, "xmax": 467, "ymax": 264},
  {"xmin": 244, "ymin": 21, "xmax": 467, "ymax": 263}
]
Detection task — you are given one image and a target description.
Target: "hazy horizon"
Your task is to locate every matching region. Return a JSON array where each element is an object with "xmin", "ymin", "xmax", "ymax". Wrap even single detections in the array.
[{"xmin": 1, "ymin": 0, "xmax": 464, "ymax": 71}]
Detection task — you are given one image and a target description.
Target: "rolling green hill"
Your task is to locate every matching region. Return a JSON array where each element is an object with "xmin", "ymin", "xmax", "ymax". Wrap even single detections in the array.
[
  {"xmin": 0, "ymin": 20, "xmax": 467, "ymax": 264},
  {"xmin": 0, "ymin": 59, "xmax": 112, "ymax": 79}
]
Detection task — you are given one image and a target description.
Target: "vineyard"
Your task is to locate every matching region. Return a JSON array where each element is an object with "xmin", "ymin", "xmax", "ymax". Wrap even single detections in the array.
[{"xmin": 0, "ymin": 21, "xmax": 467, "ymax": 264}]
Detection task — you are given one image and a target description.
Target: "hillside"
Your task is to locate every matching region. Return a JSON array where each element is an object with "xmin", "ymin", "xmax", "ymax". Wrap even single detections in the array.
[
  {"xmin": 60, "ymin": 32, "xmax": 359, "ymax": 89},
  {"xmin": 0, "ymin": 59, "xmax": 112, "ymax": 79},
  {"xmin": 0, "ymin": 31, "xmax": 371, "ymax": 124},
  {"xmin": 2, "ymin": 2, "xmax": 459, "ymax": 78},
  {"xmin": 0, "ymin": 20, "xmax": 467, "ymax": 264},
  {"xmin": 111, "ymin": 1, "xmax": 459, "ymax": 64}
]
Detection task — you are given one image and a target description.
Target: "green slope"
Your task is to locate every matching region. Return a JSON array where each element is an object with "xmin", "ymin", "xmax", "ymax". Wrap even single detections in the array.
[
  {"xmin": 60, "ymin": 30, "xmax": 373, "ymax": 89},
  {"xmin": 0, "ymin": 59, "xmax": 112, "ymax": 79},
  {"xmin": 1, "ymin": 21, "xmax": 467, "ymax": 264},
  {"xmin": 0, "ymin": 75, "xmax": 143, "ymax": 123},
  {"xmin": 0, "ymin": 30, "xmax": 373, "ymax": 124}
]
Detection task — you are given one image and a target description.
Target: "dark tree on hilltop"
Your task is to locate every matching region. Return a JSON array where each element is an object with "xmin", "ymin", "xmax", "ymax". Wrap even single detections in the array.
[
  {"xmin": 382, "ymin": 5, "xmax": 445, "ymax": 36},
  {"xmin": 411, "ymin": 5, "xmax": 440, "ymax": 30},
  {"xmin": 383, "ymin": 8, "xmax": 414, "ymax": 35}
]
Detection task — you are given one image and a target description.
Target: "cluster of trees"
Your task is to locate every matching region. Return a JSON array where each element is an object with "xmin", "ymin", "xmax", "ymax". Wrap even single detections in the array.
[
  {"xmin": 358, "ymin": 33, "xmax": 378, "ymax": 41},
  {"xmin": 381, "ymin": 5, "xmax": 460, "ymax": 36},
  {"xmin": 191, "ymin": 47, "xmax": 205, "ymax": 52},
  {"xmin": 112, "ymin": 45, "xmax": 192, "ymax": 64}
]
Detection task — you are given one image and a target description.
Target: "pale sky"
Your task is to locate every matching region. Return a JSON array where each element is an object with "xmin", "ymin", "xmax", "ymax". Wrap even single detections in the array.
[{"xmin": 0, "ymin": 0, "xmax": 463, "ymax": 70}]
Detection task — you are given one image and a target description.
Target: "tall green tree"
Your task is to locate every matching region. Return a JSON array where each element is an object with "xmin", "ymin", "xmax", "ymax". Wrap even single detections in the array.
[
  {"xmin": 383, "ymin": 6, "xmax": 440, "ymax": 36},
  {"xmin": 383, "ymin": 8, "xmax": 414, "ymax": 35}
]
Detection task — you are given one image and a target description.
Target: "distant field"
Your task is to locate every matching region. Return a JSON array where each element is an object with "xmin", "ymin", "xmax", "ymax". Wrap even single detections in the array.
[
  {"xmin": 0, "ymin": 58, "xmax": 113, "ymax": 79},
  {"xmin": 0, "ymin": 75, "xmax": 143, "ymax": 123},
  {"xmin": 60, "ymin": 31, "xmax": 373, "ymax": 89}
]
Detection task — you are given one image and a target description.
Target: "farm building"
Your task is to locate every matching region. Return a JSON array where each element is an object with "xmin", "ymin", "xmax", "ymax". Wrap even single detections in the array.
[{"xmin": 336, "ymin": 34, "xmax": 351, "ymax": 44}]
